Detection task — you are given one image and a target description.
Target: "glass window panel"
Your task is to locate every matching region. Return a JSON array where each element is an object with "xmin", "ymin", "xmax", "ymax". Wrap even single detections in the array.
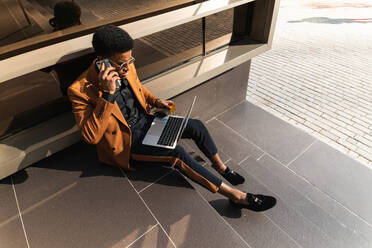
[
  {"xmin": 0, "ymin": 0, "xmax": 197, "ymax": 57},
  {"xmin": 205, "ymin": 8, "xmax": 234, "ymax": 53},
  {"xmin": 0, "ymin": 3, "xmax": 241, "ymax": 138},
  {"xmin": 134, "ymin": 18, "xmax": 203, "ymax": 80}
]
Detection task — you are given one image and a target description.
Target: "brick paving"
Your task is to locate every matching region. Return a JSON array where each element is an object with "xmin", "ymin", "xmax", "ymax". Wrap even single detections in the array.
[{"xmin": 247, "ymin": 0, "xmax": 372, "ymax": 167}]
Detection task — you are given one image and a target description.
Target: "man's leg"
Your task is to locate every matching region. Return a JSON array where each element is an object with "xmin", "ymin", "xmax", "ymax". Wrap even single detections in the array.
[
  {"xmin": 218, "ymin": 182, "xmax": 276, "ymax": 212},
  {"xmin": 131, "ymin": 144, "xmax": 276, "ymax": 212},
  {"xmin": 131, "ymin": 116, "xmax": 222, "ymax": 192},
  {"xmin": 131, "ymin": 144, "xmax": 222, "ymax": 193},
  {"xmin": 130, "ymin": 116, "xmax": 275, "ymax": 211},
  {"xmin": 181, "ymin": 119, "xmax": 245, "ymax": 185}
]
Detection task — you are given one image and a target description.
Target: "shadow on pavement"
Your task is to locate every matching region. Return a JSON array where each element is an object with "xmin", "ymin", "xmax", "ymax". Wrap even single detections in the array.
[
  {"xmin": 209, "ymin": 199, "xmax": 243, "ymax": 219},
  {"xmin": 288, "ymin": 17, "xmax": 372, "ymax": 24},
  {"xmin": 0, "ymin": 140, "xmax": 189, "ymax": 191}
]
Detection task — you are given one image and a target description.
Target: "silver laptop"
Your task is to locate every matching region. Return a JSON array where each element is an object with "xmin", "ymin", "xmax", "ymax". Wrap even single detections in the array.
[{"xmin": 142, "ymin": 96, "xmax": 197, "ymax": 149}]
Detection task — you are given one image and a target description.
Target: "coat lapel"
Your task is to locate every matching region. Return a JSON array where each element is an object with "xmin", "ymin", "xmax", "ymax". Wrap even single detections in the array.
[
  {"xmin": 112, "ymin": 101, "xmax": 128, "ymax": 126},
  {"xmin": 125, "ymin": 69, "xmax": 147, "ymax": 112}
]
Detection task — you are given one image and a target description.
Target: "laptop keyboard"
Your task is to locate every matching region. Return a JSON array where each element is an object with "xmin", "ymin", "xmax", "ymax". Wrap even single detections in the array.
[{"xmin": 157, "ymin": 116, "xmax": 184, "ymax": 146}]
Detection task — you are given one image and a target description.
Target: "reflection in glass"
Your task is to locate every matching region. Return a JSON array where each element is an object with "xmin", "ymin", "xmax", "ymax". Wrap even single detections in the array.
[
  {"xmin": 206, "ymin": 8, "xmax": 234, "ymax": 53},
  {"xmin": 0, "ymin": 0, "xmax": 44, "ymax": 47},
  {"xmin": 0, "ymin": 0, "xmax": 196, "ymax": 51},
  {"xmin": 134, "ymin": 18, "xmax": 203, "ymax": 80},
  {"xmin": 48, "ymin": 1, "xmax": 82, "ymax": 31},
  {"xmin": 0, "ymin": 3, "xmax": 239, "ymax": 139}
]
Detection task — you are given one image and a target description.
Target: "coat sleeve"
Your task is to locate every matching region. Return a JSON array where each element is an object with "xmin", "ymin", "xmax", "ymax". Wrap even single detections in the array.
[{"xmin": 68, "ymin": 86, "xmax": 115, "ymax": 144}]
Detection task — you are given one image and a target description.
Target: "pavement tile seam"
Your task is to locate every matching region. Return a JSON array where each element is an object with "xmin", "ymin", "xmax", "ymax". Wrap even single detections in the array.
[
  {"xmin": 10, "ymin": 176, "xmax": 30, "ymax": 248},
  {"xmin": 255, "ymin": 156, "xmax": 372, "ymax": 244},
  {"xmin": 126, "ymin": 223, "xmax": 159, "ymax": 248},
  {"xmin": 179, "ymin": 135, "xmax": 233, "ymax": 166},
  {"xmin": 205, "ymin": 99, "xmax": 246, "ymax": 124},
  {"xmin": 238, "ymin": 160, "xmax": 357, "ymax": 248},
  {"xmin": 197, "ymin": 159, "xmax": 335, "ymax": 248},
  {"xmin": 255, "ymin": 152, "xmax": 267, "ymax": 161},
  {"xmin": 237, "ymin": 155, "xmax": 252, "ymax": 166},
  {"xmin": 223, "ymin": 157, "xmax": 232, "ymax": 165},
  {"xmin": 205, "ymin": 104, "xmax": 364, "ymax": 244},
  {"xmin": 246, "ymin": 96, "xmax": 372, "ymax": 169},
  {"xmin": 258, "ymin": 152, "xmax": 372, "ymax": 234},
  {"xmin": 178, "ymin": 118, "xmax": 300, "ymax": 243},
  {"xmin": 214, "ymin": 117, "xmax": 265, "ymax": 153},
  {"xmin": 12, "ymin": 181, "xmax": 78, "ymax": 225},
  {"xmin": 243, "ymin": 157, "xmax": 372, "ymax": 247},
  {"xmin": 186, "ymin": 178, "xmax": 304, "ymax": 248},
  {"xmin": 118, "ymin": 168, "xmax": 177, "ymax": 248},
  {"xmin": 136, "ymin": 170, "xmax": 175, "ymax": 194},
  {"xmin": 127, "ymin": 136, "xmax": 249, "ymax": 246},
  {"xmin": 258, "ymin": 207, "xmax": 303, "ymax": 248},
  {"xmin": 222, "ymin": 159, "xmax": 306, "ymax": 247},
  {"xmin": 214, "ymin": 116, "xmax": 311, "ymax": 167},
  {"xmin": 286, "ymin": 140, "xmax": 318, "ymax": 167},
  {"xmin": 176, "ymin": 172, "xmax": 253, "ymax": 248}
]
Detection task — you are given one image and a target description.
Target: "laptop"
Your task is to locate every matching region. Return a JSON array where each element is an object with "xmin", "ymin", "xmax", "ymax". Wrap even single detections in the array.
[{"xmin": 142, "ymin": 96, "xmax": 197, "ymax": 149}]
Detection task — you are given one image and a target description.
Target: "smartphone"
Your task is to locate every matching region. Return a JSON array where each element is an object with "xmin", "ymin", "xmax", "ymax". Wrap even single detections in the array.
[
  {"xmin": 95, "ymin": 58, "xmax": 121, "ymax": 87},
  {"xmin": 95, "ymin": 58, "xmax": 110, "ymax": 71}
]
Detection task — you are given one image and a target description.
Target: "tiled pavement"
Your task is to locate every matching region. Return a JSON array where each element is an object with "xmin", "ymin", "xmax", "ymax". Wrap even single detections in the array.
[
  {"xmin": 246, "ymin": 0, "xmax": 372, "ymax": 167},
  {"xmin": 1, "ymin": 100, "xmax": 372, "ymax": 247}
]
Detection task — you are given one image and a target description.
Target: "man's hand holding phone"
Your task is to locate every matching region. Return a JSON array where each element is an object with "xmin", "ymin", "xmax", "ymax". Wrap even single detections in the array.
[{"xmin": 97, "ymin": 60, "xmax": 120, "ymax": 94}]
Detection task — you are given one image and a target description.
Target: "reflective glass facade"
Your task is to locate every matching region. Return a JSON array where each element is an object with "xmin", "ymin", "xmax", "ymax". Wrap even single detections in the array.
[
  {"xmin": 0, "ymin": 0, "xmax": 196, "ymax": 52},
  {"xmin": 0, "ymin": 1, "xmax": 266, "ymax": 140}
]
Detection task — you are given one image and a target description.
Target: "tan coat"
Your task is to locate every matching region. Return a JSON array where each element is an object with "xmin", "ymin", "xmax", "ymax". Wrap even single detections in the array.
[
  {"xmin": 68, "ymin": 60, "xmax": 220, "ymax": 193},
  {"xmin": 68, "ymin": 60, "xmax": 157, "ymax": 170}
]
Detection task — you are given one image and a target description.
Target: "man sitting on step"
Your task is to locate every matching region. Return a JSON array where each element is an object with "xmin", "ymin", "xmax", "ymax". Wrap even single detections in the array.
[{"xmin": 68, "ymin": 25, "xmax": 277, "ymax": 212}]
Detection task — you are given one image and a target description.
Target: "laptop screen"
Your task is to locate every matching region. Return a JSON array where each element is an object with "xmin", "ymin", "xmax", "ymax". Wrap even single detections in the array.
[{"xmin": 178, "ymin": 96, "xmax": 197, "ymax": 140}]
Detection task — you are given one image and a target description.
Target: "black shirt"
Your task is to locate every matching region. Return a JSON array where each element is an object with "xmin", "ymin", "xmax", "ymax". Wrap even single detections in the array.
[{"xmin": 102, "ymin": 78, "xmax": 146, "ymax": 127}]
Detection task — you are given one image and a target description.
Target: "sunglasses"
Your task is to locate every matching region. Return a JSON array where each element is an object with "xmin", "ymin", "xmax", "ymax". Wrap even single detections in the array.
[{"xmin": 110, "ymin": 57, "xmax": 135, "ymax": 70}]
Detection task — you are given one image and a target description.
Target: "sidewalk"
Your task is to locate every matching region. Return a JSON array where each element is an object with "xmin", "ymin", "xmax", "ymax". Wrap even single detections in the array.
[
  {"xmin": 247, "ymin": 0, "xmax": 372, "ymax": 167},
  {"xmin": 3, "ymin": 98, "xmax": 372, "ymax": 248}
]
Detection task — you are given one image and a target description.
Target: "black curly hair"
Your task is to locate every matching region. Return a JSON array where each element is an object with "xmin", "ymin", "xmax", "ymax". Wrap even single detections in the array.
[
  {"xmin": 53, "ymin": 1, "xmax": 81, "ymax": 30},
  {"xmin": 92, "ymin": 25, "xmax": 133, "ymax": 57}
]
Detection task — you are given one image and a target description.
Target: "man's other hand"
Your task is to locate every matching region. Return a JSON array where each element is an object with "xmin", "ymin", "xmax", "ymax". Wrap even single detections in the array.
[{"xmin": 156, "ymin": 99, "xmax": 174, "ymax": 110}]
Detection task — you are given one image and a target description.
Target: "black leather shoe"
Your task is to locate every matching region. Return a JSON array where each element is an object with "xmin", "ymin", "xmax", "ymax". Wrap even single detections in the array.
[
  {"xmin": 229, "ymin": 193, "xmax": 277, "ymax": 212},
  {"xmin": 221, "ymin": 167, "xmax": 245, "ymax": 185}
]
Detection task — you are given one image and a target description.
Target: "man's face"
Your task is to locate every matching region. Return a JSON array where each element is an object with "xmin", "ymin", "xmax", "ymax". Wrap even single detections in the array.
[{"xmin": 107, "ymin": 50, "xmax": 133, "ymax": 78}]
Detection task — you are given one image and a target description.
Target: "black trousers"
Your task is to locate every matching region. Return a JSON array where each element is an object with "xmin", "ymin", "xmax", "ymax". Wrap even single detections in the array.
[{"xmin": 130, "ymin": 115, "xmax": 223, "ymax": 192}]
